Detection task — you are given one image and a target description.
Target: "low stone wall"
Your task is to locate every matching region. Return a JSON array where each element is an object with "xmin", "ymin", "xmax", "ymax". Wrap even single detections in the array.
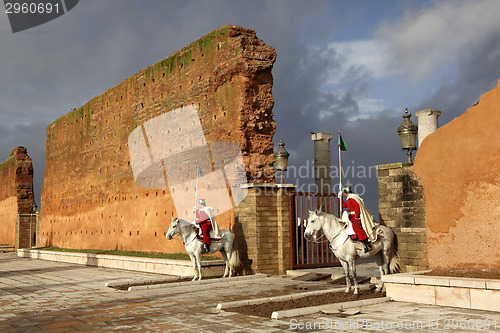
[
  {"xmin": 18, "ymin": 249, "xmax": 224, "ymax": 277},
  {"xmin": 377, "ymin": 163, "xmax": 428, "ymax": 272},
  {"xmin": 383, "ymin": 272, "xmax": 500, "ymax": 312}
]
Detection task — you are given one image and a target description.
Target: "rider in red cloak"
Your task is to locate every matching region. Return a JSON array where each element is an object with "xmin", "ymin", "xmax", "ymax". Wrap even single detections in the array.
[
  {"xmin": 341, "ymin": 186, "xmax": 374, "ymax": 253},
  {"xmin": 194, "ymin": 199, "xmax": 212, "ymax": 253}
]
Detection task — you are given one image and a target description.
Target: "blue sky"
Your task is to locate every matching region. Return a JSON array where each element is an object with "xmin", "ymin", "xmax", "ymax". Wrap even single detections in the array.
[{"xmin": 1, "ymin": 0, "xmax": 500, "ymax": 214}]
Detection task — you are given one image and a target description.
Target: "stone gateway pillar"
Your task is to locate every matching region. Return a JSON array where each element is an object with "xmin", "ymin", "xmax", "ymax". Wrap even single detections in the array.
[
  {"xmin": 233, "ymin": 183, "xmax": 295, "ymax": 275},
  {"xmin": 376, "ymin": 162, "xmax": 428, "ymax": 272},
  {"xmin": 311, "ymin": 132, "xmax": 332, "ymax": 193}
]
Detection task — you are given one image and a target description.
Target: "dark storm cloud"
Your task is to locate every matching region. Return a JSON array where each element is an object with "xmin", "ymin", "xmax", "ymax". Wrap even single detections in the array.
[
  {"xmin": 416, "ymin": 31, "xmax": 500, "ymax": 125},
  {"xmin": 1, "ymin": 0, "xmax": 499, "ymax": 217},
  {"xmin": 0, "ymin": 0, "xmax": 337, "ymax": 208}
]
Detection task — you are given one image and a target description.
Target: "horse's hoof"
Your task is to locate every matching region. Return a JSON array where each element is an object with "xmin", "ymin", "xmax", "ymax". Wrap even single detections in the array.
[
  {"xmin": 192, "ymin": 278, "xmax": 197, "ymax": 281},
  {"xmin": 344, "ymin": 289, "xmax": 350, "ymax": 294}
]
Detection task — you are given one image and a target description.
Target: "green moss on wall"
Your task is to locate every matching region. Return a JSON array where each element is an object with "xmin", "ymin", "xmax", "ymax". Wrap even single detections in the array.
[
  {"xmin": 45, "ymin": 26, "xmax": 235, "ymax": 143},
  {"xmin": 0, "ymin": 154, "xmax": 15, "ymax": 173}
]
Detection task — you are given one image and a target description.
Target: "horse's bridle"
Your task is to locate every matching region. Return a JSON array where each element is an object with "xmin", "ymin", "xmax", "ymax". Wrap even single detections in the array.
[{"xmin": 309, "ymin": 214, "xmax": 347, "ymax": 249}]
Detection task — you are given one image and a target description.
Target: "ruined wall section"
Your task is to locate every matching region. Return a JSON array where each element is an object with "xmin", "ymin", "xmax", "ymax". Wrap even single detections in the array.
[
  {"xmin": 41, "ymin": 25, "xmax": 276, "ymax": 252},
  {"xmin": 0, "ymin": 147, "xmax": 35, "ymax": 245},
  {"xmin": 413, "ymin": 80, "xmax": 500, "ymax": 269}
]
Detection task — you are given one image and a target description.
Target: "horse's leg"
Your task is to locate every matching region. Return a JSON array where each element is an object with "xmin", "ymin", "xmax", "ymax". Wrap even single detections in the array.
[
  {"xmin": 348, "ymin": 257, "xmax": 359, "ymax": 295},
  {"xmin": 339, "ymin": 259, "xmax": 351, "ymax": 293},
  {"xmin": 227, "ymin": 246, "xmax": 236, "ymax": 278},
  {"xmin": 195, "ymin": 252, "xmax": 203, "ymax": 281},
  {"xmin": 189, "ymin": 253, "xmax": 198, "ymax": 281},
  {"xmin": 220, "ymin": 249, "xmax": 229, "ymax": 278},
  {"xmin": 374, "ymin": 251, "xmax": 385, "ymax": 292},
  {"xmin": 378, "ymin": 242, "xmax": 393, "ymax": 291}
]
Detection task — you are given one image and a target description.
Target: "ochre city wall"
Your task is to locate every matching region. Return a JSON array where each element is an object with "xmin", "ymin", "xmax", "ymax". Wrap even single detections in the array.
[
  {"xmin": 0, "ymin": 147, "xmax": 35, "ymax": 246},
  {"xmin": 413, "ymin": 80, "xmax": 500, "ymax": 268},
  {"xmin": 41, "ymin": 25, "xmax": 277, "ymax": 253}
]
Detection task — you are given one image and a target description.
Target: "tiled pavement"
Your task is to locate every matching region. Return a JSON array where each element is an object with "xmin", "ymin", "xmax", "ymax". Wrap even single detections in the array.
[{"xmin": 1, "ymin": 253, "xmax": 499, "ymax": 332}]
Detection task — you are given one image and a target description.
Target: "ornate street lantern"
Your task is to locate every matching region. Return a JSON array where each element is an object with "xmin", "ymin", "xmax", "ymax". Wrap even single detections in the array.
[
  {"xmin": 274, "ymin": 138, "xmax": 289, "ymax": 184},
  {"xmin": 397, "ymin": 108, "xmax": 418, "ymax": 163}
]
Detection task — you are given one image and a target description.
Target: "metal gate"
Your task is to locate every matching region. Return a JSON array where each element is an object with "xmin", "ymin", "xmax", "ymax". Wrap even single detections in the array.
[{"xmin": 289, "ymin": 192, "xmax": 341, "ymax": 269}]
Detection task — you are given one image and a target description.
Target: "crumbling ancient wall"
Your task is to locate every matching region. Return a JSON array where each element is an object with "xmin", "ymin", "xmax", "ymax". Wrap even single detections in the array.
[
  {"xmin": 41, "ymin": 25, "xmax": 276, "ymax": 252},
  {"xmin": 0, "ymin": 147, "xmax": 35, "ymax": 245},
  {"xmin": 413, "ymin": 80, "xmax": 500, "ymax": 269}
]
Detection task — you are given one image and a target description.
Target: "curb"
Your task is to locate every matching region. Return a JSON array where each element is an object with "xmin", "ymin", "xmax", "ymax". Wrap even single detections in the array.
[
  {"xmin": 105, "ymin": 276, "xmax": 183, "ymax": 288},
  {"xmin": 271, "ymin": 296, "xmax": 391, "ymax": 319},
  {"xmin": 217, "ymin": 284, "xmax": 375, "ymax": 310},
  {"xmin": 128, "ymin": 273, "xmax": 268, "ymax": 291}
]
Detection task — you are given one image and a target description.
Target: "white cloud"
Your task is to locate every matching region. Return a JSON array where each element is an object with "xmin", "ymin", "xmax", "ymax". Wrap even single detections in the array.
[
  {"xmin": 353, "ymin": 98, "xmax": 386, "ymax": 120},
  {"xmin": 327, "ymin": 40, "xmax": 396, "ymax": 82},
  {"xmin": 309, "ymin": 40, "xmax": 394, "ymax": 121},
  {"xmin": 376, "ymin": 0, "xmax": 500, "ymax": 83}
]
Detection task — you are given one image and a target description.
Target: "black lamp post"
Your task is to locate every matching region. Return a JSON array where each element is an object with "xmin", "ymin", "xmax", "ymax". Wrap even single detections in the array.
[
  {"xmin": 274, "ymin": 138, "xmax": 289, "ymax": 184},
  {"xmin": 397, "ymin": 108, "xmax": 418, "ymax": 163}
]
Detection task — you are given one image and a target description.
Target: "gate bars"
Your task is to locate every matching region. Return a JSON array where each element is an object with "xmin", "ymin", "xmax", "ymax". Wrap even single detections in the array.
[{"xmin": 288, "ymin": 192, "xmax": 340, "ymax": 269}]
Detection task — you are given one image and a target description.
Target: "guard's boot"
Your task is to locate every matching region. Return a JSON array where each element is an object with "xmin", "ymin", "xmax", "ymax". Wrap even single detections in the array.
[
  {"xmin": 203, "ymin": 244, "xmax": 210, "ymax": 253},
  {"xmin": 362, "ymin": 239, "xmax": 372, "ymax": 252}
]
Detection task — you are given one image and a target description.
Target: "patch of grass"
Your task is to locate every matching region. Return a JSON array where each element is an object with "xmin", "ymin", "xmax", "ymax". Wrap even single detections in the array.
[{"xmin": 36, "ymin": 247, "xmax": 218, "ymax": 261}]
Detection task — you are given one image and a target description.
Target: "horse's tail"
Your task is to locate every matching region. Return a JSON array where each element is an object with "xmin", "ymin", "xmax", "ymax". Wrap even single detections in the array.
[
  {"xmin": 389, "ymin": 230, "xmax": 400, "ymax": 273},
  {"xmin": 228, "ymin": 243, "xmax": 241, "ymax": 269}
]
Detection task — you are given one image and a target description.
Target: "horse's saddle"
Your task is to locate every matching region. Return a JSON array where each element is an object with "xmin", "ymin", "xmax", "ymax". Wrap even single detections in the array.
[{"xmin": 195, "ymin": 227, "xmax": 222, "ymax": 242}]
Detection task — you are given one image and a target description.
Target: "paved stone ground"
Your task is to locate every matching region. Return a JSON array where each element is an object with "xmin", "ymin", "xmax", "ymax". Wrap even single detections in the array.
[{"xmin": 1, "ymin": 253, "xmax": 499, "ymax": 332}]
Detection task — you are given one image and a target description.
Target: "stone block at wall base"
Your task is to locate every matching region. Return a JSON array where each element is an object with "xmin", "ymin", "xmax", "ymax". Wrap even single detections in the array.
[
  {"xmin": 18, "ymin": 249, "xmax": 224, "ymax": 277},
  {"xmin": 384, "ymin": 271, "xmax": 500, "ymax": 312}
]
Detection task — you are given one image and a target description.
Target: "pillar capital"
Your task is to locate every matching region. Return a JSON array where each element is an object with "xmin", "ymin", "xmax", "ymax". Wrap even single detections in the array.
[{"xmin": 311, "ymin": 132, "xmax": 332, "ymax": 141}]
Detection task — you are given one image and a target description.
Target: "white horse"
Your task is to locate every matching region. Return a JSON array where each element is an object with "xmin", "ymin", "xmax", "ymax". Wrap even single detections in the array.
[
  {"xmin": 166, "ymin": 218, "xmax": 240, "ymax": 281},
  {"xmin": 304, "ymin": 210, "xmax": 399, "ymax": 294}
]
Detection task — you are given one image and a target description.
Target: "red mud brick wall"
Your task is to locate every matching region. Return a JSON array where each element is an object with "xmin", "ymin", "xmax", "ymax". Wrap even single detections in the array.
[
  {"xmin": 0, "ymin": 147, "xmax": 35, "ymax": 245},
  {"xmin": 41, "ymin": 25, "xmax": 276, "ymax": 253},
  {"xmin": 413, "ymin": 80, "xmax": 500, "ymax": 268}
]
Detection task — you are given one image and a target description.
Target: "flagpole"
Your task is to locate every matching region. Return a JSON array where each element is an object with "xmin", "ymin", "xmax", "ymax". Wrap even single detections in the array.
[
  {"xmin": 194, "ymin": 167, "xmax": 200, "ymax": 218},
  {"xmin": 195, "ymin": 175, "xmax": 199, "ymax": 207},
  {"xmin": 338, "ymin": 130, "xmax": 342, "ymax": 192},
  {"xmin": 338, "ymin": 130, "xmax": 344, "ymax": 217}
]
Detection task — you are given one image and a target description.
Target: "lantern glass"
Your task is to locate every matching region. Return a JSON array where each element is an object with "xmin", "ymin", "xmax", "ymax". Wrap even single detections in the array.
[
  {"xmin": 399, "ymin": 130, "xmax": 417, "ymax": 149},
  {"xmin": 397, "ymin": 108, "xmax": 418, "ymax": 151},
  {"xmin": 275, "ymin": 155, "xmax": 287, "ymax": 171}
]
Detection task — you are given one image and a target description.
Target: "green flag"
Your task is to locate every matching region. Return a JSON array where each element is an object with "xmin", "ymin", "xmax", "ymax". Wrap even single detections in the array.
[
  {"xmin": 197, "ymin": 166, "xmax": 204, "ymax": 179},
  {"xmin": 338, "ymin": 133, "xmax": 347, "ymax": 151}
]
